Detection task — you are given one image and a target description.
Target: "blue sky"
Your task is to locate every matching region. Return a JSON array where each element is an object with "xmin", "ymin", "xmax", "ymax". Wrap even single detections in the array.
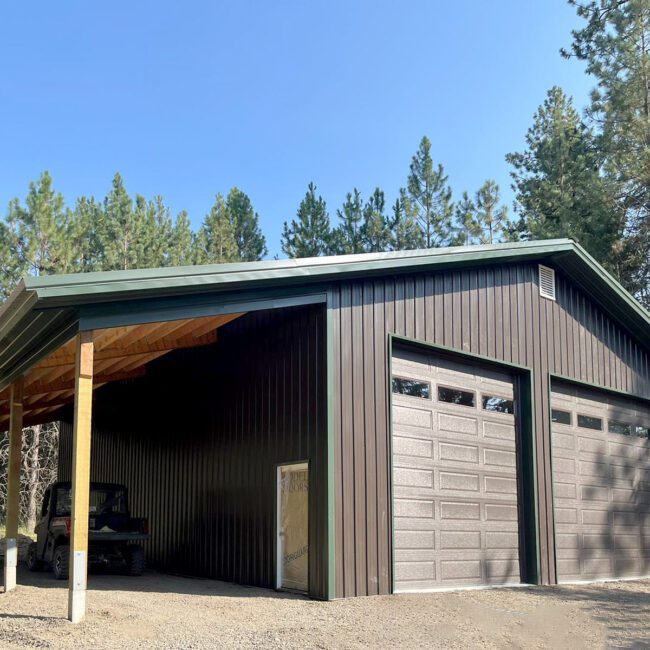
[{"xmin": 1, "ymin": 1, "xmax": 592, "ymax": 257}]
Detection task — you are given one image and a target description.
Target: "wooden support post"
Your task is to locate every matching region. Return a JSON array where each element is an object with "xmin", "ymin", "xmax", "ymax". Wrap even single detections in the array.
[
  {"xmin": 3, "ymin": 378, "xmax": 24, "ymax": 593},
  {"xmin": 68, "ymin": 331, "xmax": 94, "ymax": 623}
]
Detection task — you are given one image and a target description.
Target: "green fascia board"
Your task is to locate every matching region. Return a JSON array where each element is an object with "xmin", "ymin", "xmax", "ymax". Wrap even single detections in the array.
[
  {"xmin": 22, "ymin": 239, "xmax": 575, "ymax": 307},
  {"xmin": 551, "ymin": 244, "xmax": 649, "ymax": 333}
]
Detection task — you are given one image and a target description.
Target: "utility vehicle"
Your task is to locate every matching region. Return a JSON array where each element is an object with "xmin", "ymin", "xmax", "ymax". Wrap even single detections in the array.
[{"xmin": 27, "ymin": 481, "xmax": 149, "ymax": 579}]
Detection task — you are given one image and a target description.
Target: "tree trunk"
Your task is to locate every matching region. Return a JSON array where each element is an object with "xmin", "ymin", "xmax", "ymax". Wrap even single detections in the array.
[{"xmin": 25, "ymin": 424, "xmax": 40, "ymax": 532}]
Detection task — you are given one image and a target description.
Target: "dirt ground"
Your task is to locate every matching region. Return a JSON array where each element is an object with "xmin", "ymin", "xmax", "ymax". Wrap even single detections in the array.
[{"xmin": 1, "ymin": 569, "xmax": 649, "ymax": 649}]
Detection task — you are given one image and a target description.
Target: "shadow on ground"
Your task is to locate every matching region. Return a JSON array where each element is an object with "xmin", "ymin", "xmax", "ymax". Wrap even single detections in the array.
[
  {"xmin": 1, "ymin": 565, "xmax": 307, "ymax": 600},
  {"xmin": 524, "ymin": 583, "xmax": 650, "ymax": 649}
]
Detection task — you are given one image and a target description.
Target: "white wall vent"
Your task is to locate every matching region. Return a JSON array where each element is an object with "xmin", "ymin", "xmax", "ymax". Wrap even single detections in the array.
[{"xmin": 538, "ymin": 264, "xmax": 556, "ymax": 300}]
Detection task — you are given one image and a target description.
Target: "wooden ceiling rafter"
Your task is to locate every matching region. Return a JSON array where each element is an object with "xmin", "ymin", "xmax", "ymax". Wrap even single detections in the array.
[{"xmin": 0, "ymin": 312, "xmax": 244, "ymax": 426}]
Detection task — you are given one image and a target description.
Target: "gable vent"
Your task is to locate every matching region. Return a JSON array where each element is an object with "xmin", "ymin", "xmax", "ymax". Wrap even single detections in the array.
[{"xmin": 538, "ymin": 264, "xmax": 556, "ymax": 300}]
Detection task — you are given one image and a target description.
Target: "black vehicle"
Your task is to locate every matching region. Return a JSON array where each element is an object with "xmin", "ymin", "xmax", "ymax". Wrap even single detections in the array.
[{"xmin": 27, "ymin": 481, "xmax": 149, "ymax": 579}]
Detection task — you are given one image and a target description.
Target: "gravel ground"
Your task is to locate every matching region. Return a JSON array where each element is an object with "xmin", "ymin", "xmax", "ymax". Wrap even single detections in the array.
[{"xmin": 1, "ymin": 568, "xmax": 649, "ymax": 649}]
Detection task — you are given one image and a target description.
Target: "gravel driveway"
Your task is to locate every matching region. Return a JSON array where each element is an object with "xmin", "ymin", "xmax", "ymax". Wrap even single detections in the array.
[{"xmin": 1, "ymin": 568, "xmax": 649, "ymax": 649}]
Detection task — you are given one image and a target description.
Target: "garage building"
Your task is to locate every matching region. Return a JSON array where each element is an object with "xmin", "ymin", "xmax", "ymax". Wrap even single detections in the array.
[{"xmin": 1, "ymin": 239, "xmax": 649, "ymax": 621}]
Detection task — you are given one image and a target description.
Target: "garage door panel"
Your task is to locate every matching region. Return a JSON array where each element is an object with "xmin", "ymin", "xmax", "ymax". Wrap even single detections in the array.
[
  {"xmin": 392, "ymin": 348, "xmax": 522, "ymax": 591},
  {"xmin": 392, "ymin": 456, "xmax": 436, "ymax": 473},
  {"xmin": 553, "ymin": 457, "xmax": 577, "ymax": 475},
  {"xmin": 483, "ymin": 421, "xmax": 516, "ymax": 444},
  {"xmin": 577, "ymin": 436, "xmax": 607, "ymax": 455},
  {"xmin": 579, "ymin": 459, "xmax": 609, "ymax": 478},
  {"xmin": 439, "ymin": 500, "xmax": 481, "ymax": 521},
  {"xmin": 394, "ymin": 530, "xmax": 435, "ymax": 549},
  {"xmin": 440, "ymin": 559, "xmax": 481, "ymax": 581},
  {"xmin": 551, "ymin": 382, "xmax": 650, "ymax": 583},
  {"xmin": 393, "ymin": 466, "xmax": 433, "ymax": 488},
  {"xmin": 485, "ymin": 503, "xmax": 519, "ymax": 522},
  {"xmin": 437, "ymin": 412, "xmax": 479, "ymax": 436},
  {"xmin": 395, "ymin": 561, "xmax": 436, "ymax": 582},
  {"xmin": 485, "ymin": 560, "xmax": 520, "ymax": 581},
  {"xmin": 439, "ymin": 470, "xmax": 480, "ymax": 492},
  {"xmin": 552, "ymin": 432, "xmax": 575, "ymax": 451},
  {"xmin": 393, "ymin": 436, "xmax": 434, "ymax": 459},
  {"xmin": 393, "ymin": 405, "xmax": 433, "ymax": 429},
  {"xmin": 608, "ymin": 440, "xmax": 640, "ymax": 459},
  {"xmin": 581, "ymin": 509, "xmax": 609, "ymax": 525},
  {"xmin": 439, "ymin": 441, "xmax": 480, "ymax": 464},
  {"xmin": 554, "ymin": 481, "xmax": 577, "ymax": 499},
  {"xmin": 394, "ymin": 520, "xmax": 437, "ymax": 534}
]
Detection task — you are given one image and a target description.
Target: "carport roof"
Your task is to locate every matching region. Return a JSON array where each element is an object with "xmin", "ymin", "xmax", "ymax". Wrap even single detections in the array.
[{"xmin": 0, "ymin": 238, "xmax": 648, "ymax": 393}]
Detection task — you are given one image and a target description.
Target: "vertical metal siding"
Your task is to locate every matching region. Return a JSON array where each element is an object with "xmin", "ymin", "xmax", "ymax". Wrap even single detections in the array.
[
  {"xmin": 329, "ymin": 262, "xmax": 650, "ymax": 597},
  {"xmin": 58, "ymin": 305, "xmax": 328, "ymax": 599}
]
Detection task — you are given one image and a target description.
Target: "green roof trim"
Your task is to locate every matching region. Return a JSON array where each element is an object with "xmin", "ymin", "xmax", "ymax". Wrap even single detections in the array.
[{"xmin": 0, "ymin": 239, "xmax": 647, "ymax": 392}]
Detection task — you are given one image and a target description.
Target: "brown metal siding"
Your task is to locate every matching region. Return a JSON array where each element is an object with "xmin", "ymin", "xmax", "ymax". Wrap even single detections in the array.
[
  {"xmin": 58, "ymin": 305, "xmax": 328, "ymax": 599},
  {"xmin": 329, "ymin": 262, "xmax": 650, "ymax": 597}
]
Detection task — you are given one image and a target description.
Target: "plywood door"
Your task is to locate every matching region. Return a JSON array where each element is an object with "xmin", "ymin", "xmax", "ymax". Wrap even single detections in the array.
[{"xmin": 278, "ymin": 462, "xmax": 309, "ymax": 592}]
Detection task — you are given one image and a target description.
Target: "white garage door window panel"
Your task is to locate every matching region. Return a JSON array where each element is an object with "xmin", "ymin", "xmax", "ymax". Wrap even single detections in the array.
[
  {"xmin": 392, "ymin": 348, "xmax": 522, "ymax": 592},
  {"xmin": 551, "ymin": 382, "xmax": 650, "ymax": 583}
]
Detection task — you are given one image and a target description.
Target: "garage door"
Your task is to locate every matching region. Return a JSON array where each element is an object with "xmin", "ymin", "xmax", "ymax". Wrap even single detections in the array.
[
  {"xmin": 551, "ymin": 382, "xmax": 650, "ymax": 582},
  {"xmin": 391, "ymin": 347, "xmax": 522, "ymax": 592}
]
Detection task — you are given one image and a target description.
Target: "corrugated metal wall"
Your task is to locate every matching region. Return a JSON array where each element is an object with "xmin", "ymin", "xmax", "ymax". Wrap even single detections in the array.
[
  {"xmin": 59, "ymin": 304, "xmax": 328, "ymax": 599},
  {"xmin": 329, "ymin": 262, "xmax": 650, "ymax": 597}
]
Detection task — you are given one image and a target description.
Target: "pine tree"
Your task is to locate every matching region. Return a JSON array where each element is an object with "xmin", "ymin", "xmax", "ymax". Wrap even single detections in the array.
[
  {"xmin": 474, "ymin": 181, "xmax": 509, "ymax": 244},
  {"xmin": 281, "ymin": 182, "xmax": 332, "ymax": 258},
  {"xmin": 406, "ymin": 136, "xmax": 454, "ymax": 247},
  {"xmin": 99, "ymin": 173, "xmax": 142, "ymax": 271},
  {"xmin": 169, "ymin": 210, "xmax": 195, "ymax": 266},
  {"xmin": 5, "ymin": 171, "xmax": 74, "ymax": 277},
  {"xmin": 390, "ymin": 191, "xmax": 424, "ymax": 251},
  {"xmin": 331, "ymin": 189, "xmax": 364, "ymax": 254},
  {"xmin": 506, "ymin": 87, "xmax": 622, "ymax": 271},
  {"xmin": 196, "ymin": 194, "xmax": 238, "ymax": 264},
  {"xmin": 140, "ymin": 195, "xmax": 172, "ymax": 267},
  {"xmin": 70, "ymin": 196, "xmax": 104, "ymax": 271},
  {"xmin": 0, "ymin": 219, "xmax": 23, "ymax": 300},
  {"xmin": 451, "ymin": 192, "xmax": 481, "ymax": 246},
  {"xmin": 226, "ymin": 187, "xmax": 267, "ymax": 261},
  {"xmin": 362, "ymin": 188, "xmax": 391, "ymax": 253},
  {"xmin": 563, "ymin": 0, "xmax": 650, "ymax": 304}
]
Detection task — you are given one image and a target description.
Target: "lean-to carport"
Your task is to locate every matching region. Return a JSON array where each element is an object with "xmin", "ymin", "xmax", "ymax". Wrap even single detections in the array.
[
  {"xmin": 1, "ymin": 312, "xmax": 243, "ymax": 621},
  {"xmin": 0, "ymin": 254, "xmax": 335, "ymax": 622}
]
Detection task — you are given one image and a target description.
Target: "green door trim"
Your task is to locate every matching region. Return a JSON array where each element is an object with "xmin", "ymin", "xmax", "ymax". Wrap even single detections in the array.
[
  {"xmin": 387, "ymin": 333, "xmax": 541, "ymax": 591},
  {"xmin": 325, "ymin": 292, "xmax": 336, "ymax": 600},
  {"xmin": 550, "ymin": 373, "xmax": 650, "ymax": 406}
]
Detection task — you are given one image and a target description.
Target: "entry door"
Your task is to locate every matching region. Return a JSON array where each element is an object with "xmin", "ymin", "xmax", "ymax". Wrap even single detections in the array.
[
  {"xmin": 551, "ymin": 382, "xmax": 650, "ymax": 582},
  {"xmin": 277, "ymin": 462, "xmax": 309, "ymax": 592},
  {"xmin": 392, "ymin": 347, "xmax": 522, "ymax": 591}
]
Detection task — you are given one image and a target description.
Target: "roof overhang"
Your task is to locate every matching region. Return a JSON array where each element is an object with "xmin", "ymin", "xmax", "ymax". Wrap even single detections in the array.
[{"xmin": 0, "ymin": 239, "xmax": 647, "ymax": 394}]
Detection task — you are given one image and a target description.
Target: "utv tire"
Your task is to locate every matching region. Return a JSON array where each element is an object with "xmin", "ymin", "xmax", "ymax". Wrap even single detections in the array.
[
  {"xmin": 52, "ymin": 545, "xmax": 69, "ymax": 580},
  {"xmin": 27, "ymin": 542, "xmax": 43, "ymax": 572},
  {"xmin": 125, "ymin": 545, "xmax": 145, "ymax": 576}
]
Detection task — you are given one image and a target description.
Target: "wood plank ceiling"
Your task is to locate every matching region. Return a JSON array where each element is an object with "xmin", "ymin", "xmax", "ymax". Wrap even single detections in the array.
[{"xmin": 0, "ymin": 312, "xmax": 243, "ymax": 429}]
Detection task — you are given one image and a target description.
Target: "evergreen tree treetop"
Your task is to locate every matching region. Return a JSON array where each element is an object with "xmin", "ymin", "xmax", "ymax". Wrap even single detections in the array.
[{"xmin": 281, "ymin": 182, "xmax": 332, "ymax": 258}]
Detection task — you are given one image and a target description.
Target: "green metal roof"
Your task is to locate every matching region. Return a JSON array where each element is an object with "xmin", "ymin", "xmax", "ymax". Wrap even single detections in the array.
[{"xmin": 0, "ymin": 238, "xmax": 647, "ymax": 391}]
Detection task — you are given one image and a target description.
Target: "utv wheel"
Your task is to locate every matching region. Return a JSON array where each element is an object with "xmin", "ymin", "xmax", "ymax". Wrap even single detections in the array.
[
  {"xmin": 125, "ymin": 545, "xmax": 145, "ymax": 576},
  {"xmin": 27, "ymin": 542, "xmax": 43, "ymax": 572},
  {"xmin": 52, "ymin": 545, "xmax": 69, "ymax": 580}
]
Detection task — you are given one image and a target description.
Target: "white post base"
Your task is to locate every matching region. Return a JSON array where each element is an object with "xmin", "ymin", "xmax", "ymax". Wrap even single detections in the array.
[
  {"xmin": 68, "ymin": 550, "xmax": 88, "ymax": 623},
  {"xmin": 3, "ymin": 538, "xmax": 17, "ymax": 593},
  {"xmin": 68, "ymin": 588, "xmax": 87, "ymax": 623}
]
